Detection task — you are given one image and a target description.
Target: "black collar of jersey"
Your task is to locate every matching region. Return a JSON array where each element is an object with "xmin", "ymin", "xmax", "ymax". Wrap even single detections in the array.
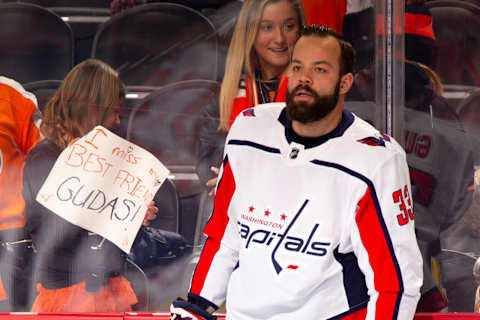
[{"xmin": 278, "ymin": 107, "xmax": 355, "ymax": 149}]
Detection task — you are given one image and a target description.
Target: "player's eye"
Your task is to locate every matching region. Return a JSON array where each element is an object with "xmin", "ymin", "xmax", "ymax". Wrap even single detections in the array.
[{"xmin": 292, "ymin": 65, "xmax": 301, "ymax": 72}]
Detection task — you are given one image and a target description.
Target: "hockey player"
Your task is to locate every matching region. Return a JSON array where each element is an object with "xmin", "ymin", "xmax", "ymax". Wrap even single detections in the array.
[{"xmin": 171, "ymin": 25, "xmax": 422, "ymax": 319}]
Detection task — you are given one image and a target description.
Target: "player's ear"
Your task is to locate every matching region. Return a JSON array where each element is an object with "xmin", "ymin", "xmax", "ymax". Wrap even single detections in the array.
[{"xmin": 339, "ymin": 73, "xmax": 354, "ymax": 95}]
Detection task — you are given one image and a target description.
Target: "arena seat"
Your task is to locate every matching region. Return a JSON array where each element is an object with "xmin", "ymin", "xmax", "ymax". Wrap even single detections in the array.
[
  {"xmin": 426, "ymin": 0, "xmax": 480, "ymax": 86},
  {"xmin": 91, "ymin": 3, "xmax": 218, "ymax": 86},
  {"xmin": 50, "ymin": 7, "xmax": 110, "ymax": 64},
  {"xmin": 437, "ymin": 249, "xmax": 477, "ymax": 312},
  {"xmin": 457, "ymin": 89, "xmax": 480, "ymax": 124},
  {"xmin": 126, "ymin": 79, "xmax": 220, "ymax": 250},
  {"xmin": 149, "ymin": 178, "xmax": 180, "ymax": 234},
  {"xmin": 457, "ymin": 89, "xmax": 480, "ymax": 163},
  {"xmin": 23, "ymin": 80, "xmax": 62, "ymax": 113},
  {"xmin": 126, "ymin": 79, "xmax": 220, "ymax": 173},
  {"xmin": 0, "ymin": 3, "xmax": 74, "ymax": 84}
]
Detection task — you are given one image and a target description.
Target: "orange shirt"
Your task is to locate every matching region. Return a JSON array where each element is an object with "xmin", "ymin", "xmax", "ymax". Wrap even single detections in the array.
[
  {"xmin": 301, "ymin": 0, "xmax": 346, "ymax": 33},
  {"xmin": 0, "ymin": 76, "xmax": 41, "ymax": 231},
  {"xmin": 229, "ymin": 74, "xmax": 289, "ymax": 128}
]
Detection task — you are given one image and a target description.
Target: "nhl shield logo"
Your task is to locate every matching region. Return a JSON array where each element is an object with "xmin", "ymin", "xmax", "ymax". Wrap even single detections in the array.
[{"xmin": 289, "ymin": 148, "xmax": 299, "ymax": 159}]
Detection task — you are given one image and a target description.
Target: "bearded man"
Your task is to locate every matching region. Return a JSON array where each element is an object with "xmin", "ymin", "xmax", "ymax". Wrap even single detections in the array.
[{"xmin": 171, "ymin": 25, "xmax": 423, "ymax": 320}]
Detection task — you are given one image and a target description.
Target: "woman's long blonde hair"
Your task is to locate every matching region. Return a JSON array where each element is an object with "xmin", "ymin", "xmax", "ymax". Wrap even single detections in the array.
[
  {"xmin": 218, "ymin": 0, "xmax": 306, "ymax": 131},
  {"xmin": 41, "ymin": 59, "xmax": 125, "ymax": 149}
]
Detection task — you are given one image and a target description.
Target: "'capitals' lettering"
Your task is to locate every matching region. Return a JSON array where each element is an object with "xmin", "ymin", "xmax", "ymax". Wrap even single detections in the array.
[
  {"xmin": 238, "ymin": 222, "xmax": 330, "ymax": 258},
  {"xmin": 240, "ymin": 200, "xmax": 331, "ymax": 274}
]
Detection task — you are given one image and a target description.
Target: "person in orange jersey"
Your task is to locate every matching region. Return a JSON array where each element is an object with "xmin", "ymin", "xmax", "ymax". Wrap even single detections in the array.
[{"xmin": 0, "ymin": 76, "xmax": 41, "ymax": 311}]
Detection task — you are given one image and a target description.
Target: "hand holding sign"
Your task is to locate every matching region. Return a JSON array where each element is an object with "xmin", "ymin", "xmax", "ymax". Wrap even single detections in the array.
[
  {"xmin": 143, "ymin": 200, "xmax": 159, "ymax": 226},
  {"xmin": 36, "ymin": 126, "xmax": 170, "ymax": 253}
]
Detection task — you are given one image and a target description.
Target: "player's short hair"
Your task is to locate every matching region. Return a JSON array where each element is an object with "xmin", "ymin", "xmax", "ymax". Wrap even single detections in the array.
[{"xmin": 297, "ymin": 25, "xmax": 356, "ymax": 76}]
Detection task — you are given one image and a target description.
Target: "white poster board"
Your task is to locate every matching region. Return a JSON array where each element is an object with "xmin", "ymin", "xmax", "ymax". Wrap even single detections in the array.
[{"xmin": 36, "ymin": 126, "xmax": 170, "ymax": 253}]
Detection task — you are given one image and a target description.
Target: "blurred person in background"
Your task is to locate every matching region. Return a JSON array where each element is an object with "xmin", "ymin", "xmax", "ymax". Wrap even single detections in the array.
[
  {"xmin": 403, "ymin": 60, "xmax": 472, "ymax": 313},
  {"xmin": 22, "ymin": 59, "xmax": 157, "ymax": 312},
  {"xmin": 344, "ymin": 0, "xmax": 475, "ymax": 312},
  {"xmin": 0, "ymin": 76, "xmax": 41, "ymax": 311}
]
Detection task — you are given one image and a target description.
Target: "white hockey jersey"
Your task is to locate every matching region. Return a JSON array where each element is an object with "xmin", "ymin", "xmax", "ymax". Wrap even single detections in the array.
[{"xmin": 189, "ymin": 103, "xmax": 422, "ymax": 320}]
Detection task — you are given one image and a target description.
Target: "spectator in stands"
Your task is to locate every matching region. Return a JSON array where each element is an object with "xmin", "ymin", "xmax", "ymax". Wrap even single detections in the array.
[
  {"xmin": 342, "ymin": 1, "xmax": 374, "ymax": 72},
  {"xmin": 404, "ymin": 0, "xmax": 436, "ymax": 68},
  {"xmin": 347, "ymin": 0, "xmax": 437, "ymax": 100},
  {"xmin": 403, "ymin": 61, "xmax": 472, "ymax": 312},
  {"xmin": 347, "ymin": 58, "xmax": 474, "ymax": 312},
  {"xmin": 22, "ymin": 59, "xmax": 157, "ymax": 313},
  {"xmin": 0, "ymin": 76, "xmax": 41, "ymax": 311},
  {"xmin": 196, "ymin": 0, "xmax": 306, "ymax": 190},
  {"xmin": 400, "ymin": 4, "xmax": 455, "ymax": 312}
]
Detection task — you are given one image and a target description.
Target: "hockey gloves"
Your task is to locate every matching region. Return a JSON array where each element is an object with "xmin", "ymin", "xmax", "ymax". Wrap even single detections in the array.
[{"xmin": 170, "ymin": 298, "xmax": 217, "ymax": 320}]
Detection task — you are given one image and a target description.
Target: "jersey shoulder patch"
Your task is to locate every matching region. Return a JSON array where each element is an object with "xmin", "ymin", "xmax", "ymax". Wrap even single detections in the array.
[
  {"xmin": 357, "ymin": 133, "xmax": 391, "ymax": 147},
  {"xmin": 242, "ymin": 108, "xmax": 256, "ymax": 117}
]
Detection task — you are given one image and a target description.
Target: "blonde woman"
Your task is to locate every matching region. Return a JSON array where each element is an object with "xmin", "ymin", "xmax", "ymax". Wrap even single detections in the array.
[
  {"xmin": 219, "ymin": 0, "xmax": 306, "ymax": 130},
  {"xmin": 22, "ymin": 59, "xmax": 157, "ymax": 312},
  {"xmin": 198, "ymin": 0, "xmax": 306, "ymax": 189}
]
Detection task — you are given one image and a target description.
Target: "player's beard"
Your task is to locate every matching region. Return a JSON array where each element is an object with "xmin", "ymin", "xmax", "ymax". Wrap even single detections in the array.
[{"xmin": 286, "ymin": 80, "xmax": 341, "ymax": 124}]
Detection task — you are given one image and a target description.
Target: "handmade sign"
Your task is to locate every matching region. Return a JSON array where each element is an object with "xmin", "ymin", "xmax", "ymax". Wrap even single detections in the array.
[{"xmin": 36, "ymin": 126, "xmax": 170, "ymax": 253}]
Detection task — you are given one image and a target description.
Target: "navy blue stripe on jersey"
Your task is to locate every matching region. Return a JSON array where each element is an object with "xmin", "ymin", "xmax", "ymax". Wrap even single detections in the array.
[
  {"xmin": 228, "ymin": 139, "xmax": 281, "ymax": 154},
  {"xmin": 278, "ymin": 108, "xmax": 355, "ymax": 149},
  {"xmin": 311, "ymin": 159, "xmax": 404, "ymax": 319},
  {"xmin": 333, "ymin": 247, "xmax": 369, "ymax": 309},
  {"xmin": 271, "ymin": 199, "xmax": 309, "ymax": 274}
]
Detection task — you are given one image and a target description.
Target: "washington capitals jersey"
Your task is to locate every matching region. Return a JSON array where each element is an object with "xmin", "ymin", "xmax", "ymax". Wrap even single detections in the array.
[{"xmin": 190, "ymin": 103, "xmax": 422, "ymax": 320}]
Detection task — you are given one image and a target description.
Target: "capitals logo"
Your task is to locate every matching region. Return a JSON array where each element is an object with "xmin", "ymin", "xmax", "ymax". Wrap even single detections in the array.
[
  {"xmin": 238, "ymin": 200, "xmax": 331, "ymax": 274},
  {"xmin": 242, "ymin": 108, "xmax": 256, "ymax": 117},
  {"xmin": 357, "ymin": 133, "xmax": 391, "ymax": 147}
]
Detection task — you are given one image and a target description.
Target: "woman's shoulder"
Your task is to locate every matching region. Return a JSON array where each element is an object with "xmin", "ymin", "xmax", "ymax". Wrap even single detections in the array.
[
  {"xmin": 25, "ymin": 140, "xmax": 62, "ymax": 172},
  {"xmin": 27, "ymin": 140, "xmax": 61, "ymax": 160}
]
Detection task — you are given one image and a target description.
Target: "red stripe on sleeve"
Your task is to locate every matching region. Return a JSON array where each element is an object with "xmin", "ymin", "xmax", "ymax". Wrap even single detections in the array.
[
  {"xmin": 355, "ymin": 187, "xmax": 401, "ymax": 319},
  {"xmin": 190, "ymin": 158, "xmax": 236, "ymax": 295},
  {"xmin": 342, "ymin": 307, "xmax": 367, "ymax": 320}
]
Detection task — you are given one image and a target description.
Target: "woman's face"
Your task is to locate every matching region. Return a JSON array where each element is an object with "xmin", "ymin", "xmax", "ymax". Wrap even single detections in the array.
[
  {"xmin": 253, "ymin": 0, "xmax": 300, "ymax": 80},
  {"xmin": 102, "ymin": 105, "xmax": 121, "ymax": 132}
]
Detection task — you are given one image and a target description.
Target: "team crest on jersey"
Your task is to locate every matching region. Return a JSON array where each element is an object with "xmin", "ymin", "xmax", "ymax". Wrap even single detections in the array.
[
  {"xmin": 357, "ymin": 133, "xmax": 391, "ymax": 147},
  {"xmin": 242, "ymin": 108, "xmax": 256, "ymax": 117},
  {"xmin": 238, "ymin": 200, "xmax": 331, "ymax": 274}
]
